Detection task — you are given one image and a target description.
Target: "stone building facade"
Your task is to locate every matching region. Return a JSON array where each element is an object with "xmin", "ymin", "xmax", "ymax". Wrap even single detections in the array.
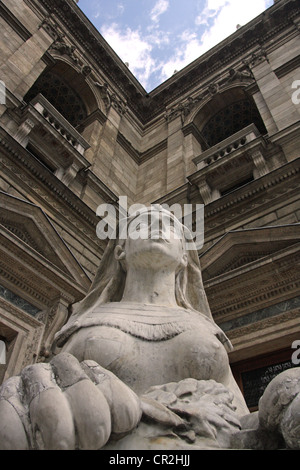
[{"xmin": 0, "ymin": 0, "xmax": 299, "ymax": 410}]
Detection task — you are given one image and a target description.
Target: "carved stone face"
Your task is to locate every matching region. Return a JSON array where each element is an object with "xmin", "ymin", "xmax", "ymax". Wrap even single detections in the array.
[{"xmin": 116, "ymin": 209, "xmax": 188, "ymax": 271}]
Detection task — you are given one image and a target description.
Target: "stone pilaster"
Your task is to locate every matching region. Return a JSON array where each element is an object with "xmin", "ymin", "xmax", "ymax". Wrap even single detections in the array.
[
  {"xmin": 0, "ymin": 21, "xmax": 56, "ymax": 101},
  {"xmin": 250, "ymin": 52, "xmax": 300, "ymax": 132},
  {"xmin": 166, "ymin": 115, "xmax": 186, "ymax": 193}
]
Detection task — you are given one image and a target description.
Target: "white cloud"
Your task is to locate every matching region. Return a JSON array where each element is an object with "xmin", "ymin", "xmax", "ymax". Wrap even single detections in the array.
[
  {"xmin": 195, "ymin": 0, "xmax": 228, "ymax": 26},
  {"xmin": 180, "ymin": 30, "xmax": 197, "ymax": 42},
  {"xmin": 100, "ymin": 23, "xmax": 156, "ymax": 89},
  {"xmin": 197, "ymin": 0, "xmax": 271, "ymax": 51},
  {"xmin": 96, "ymin": 0, "xmax": 273, "ymax": 89},
  {"xmin": 150, "ymin": 0, "xmax": 169, "ymax": 23},
  {"xmin": 160, "ymin": 0, "xmax": 272, "ymax": 83},
  {"xmin": 147, "ymin": 29, "xmax": 170, "ymax": 48},
  {"xmin": 160, "ymin": 39, "xmax": 203, "ymax": 81}
]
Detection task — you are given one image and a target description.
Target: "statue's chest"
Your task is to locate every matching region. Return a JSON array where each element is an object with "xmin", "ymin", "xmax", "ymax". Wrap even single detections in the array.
[{"xmin": 76, "ymin": 325, "xmax": 228, "ymax": 394}]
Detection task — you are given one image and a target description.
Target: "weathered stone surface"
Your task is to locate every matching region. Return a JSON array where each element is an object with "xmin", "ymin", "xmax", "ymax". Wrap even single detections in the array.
[
  {"xmin": 0, "ymin": 399, "xmax": 28, "ymax": 450},
  {"xmin": 0, "ymin": 207, "xmax": 299, "ymax": 450},
  {"xmin": 280, "ymin": 393, "xmax": 300, "ymax": 449},
  {"xmin": 259, "ymin": 368, "xmax": 300, "ymax": 431},
  {"xmin": 81, "ymin": 360, "xmax": 142, "ymax": 434},
  {"xmin": 231, "ymin": 367, "xmax": 300, "ymax": 450}
]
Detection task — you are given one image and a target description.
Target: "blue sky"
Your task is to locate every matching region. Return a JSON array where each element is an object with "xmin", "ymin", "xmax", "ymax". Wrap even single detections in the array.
[{"xmin": 77, "ymin": 0, "xmax": 274, "ymax": 92}]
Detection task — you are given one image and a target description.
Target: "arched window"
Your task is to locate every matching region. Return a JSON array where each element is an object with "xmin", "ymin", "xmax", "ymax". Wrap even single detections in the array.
[
  {"xmin": 0, "ymin": 339, "xmax": 6, "ymax": 365},
  {"xmin": 201, "ymin": 99, "xmax": 267, "ymax": 148},
  {"xmin": 24, "ymin": 71, "xmax": 87, "ymax": 128},
  {"xmin": 194, "ymin": 88, "xmax": 267, "ymax": 149}
]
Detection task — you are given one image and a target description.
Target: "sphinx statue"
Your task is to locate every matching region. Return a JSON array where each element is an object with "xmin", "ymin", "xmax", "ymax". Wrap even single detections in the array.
[{"xmin": 0, "ymin": 206, "xmax": 299, "ymax": 450}]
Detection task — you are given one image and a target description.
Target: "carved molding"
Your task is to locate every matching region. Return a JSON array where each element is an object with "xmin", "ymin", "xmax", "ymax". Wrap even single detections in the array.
[
  {"xmin": 164, "ymin": 95, "xmax": 203, "ymax": 123},
  {"xmin": 93, "ymin": 81, "xmax": 127, "ymax": 116},
  {"xmin": 204, "ymin": 161, "xmax": 300, "ymax": 228},
  {"xmin": 39, "ymin": 14, "xmax": 62, "ymax": 41},
  {"xmin": 212, "ymin": 276, "xmax": 300, "ymax": 319},
  {"xmin": 0, "ymin": 130, "xmax": 103, "ymax": 249},
  {"xmin": 206, "ymin": 245, "xmax": 300, "ymax": 320},
  {"xmin": 243, "ymin": 47, "xmax": 270, "ymax": 68},
  {"xmin": 0, "ymin": 224, "xmax": 89, "ymax": 303},
  {"xmin": 0, "ymin": 258, "xmax": 51, "ymax": 308},
  {"xmin": 227, "ymin": 308, "xmax": 300, "ymax": 341},
  {"xmin": 38, "ymin": 0, "xmax": 300, "ymax": 123},
  {"xmin": 0, "ymin": 296, "xmax": 43, "ymax": 329},
  {"xmin": 165, "ymin": 64, "xmax": 255, "ymax": 125},
  {"xmin": 0, "ymin": 1, "xmax": 31, "ymax": 41},
  {"xmin": 116, "ymin": 132, "xmax": 168, "ymax": 165},
  {"xmin": 0, "ymin": 297, "xmax": 45, "ymax": 379},
  {"xmin": 50, "ymin": 38, "xmax": 79, "ymax": 64}
]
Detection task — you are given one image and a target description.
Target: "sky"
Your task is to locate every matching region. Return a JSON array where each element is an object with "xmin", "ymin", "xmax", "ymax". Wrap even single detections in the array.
[{"xmin": 77, "ymin": 0, "xmax": 274, "ymax": 92}]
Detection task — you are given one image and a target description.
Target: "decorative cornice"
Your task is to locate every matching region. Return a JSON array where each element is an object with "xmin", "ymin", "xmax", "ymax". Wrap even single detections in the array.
[
  {"xmin": 78, "ymin": 168, "xmax": 119, "ymax": 204},
  {"xmin": 205, "ymin": 243, "xmax": 300, "ymax": 321},
  {"xmin": 0, "ymin": 228, "xmax": 84, "ymax": 302},
  {"xmin": 0, "ymin": 296, "xmax": 43, "ymax": 329},
  {"xmin": 78, "ymin": 108, "xmax": 107, "ymax": 128},
  {"xmin": 36, "ymin": 0, "xmax": 300, "ymax": 124},
  {"xmin": 140, "ymin": 139, "xmax": 168, "ymax": 164},
  {"xmin": 39, "ymin": 13, "xmax": 62, "ymax": 40},
  {"xmin": 212, "ymin": 269, "xmax": 300, "ymax": 319},
  {"xmin": 204, "ymin": 159, "xmax": 300, "ymax": 222},
  {"xmin": 227, "ymin": 308, "xmax": 300, "ymax": 340},
  {"xmin": 0, "ymin": 127, "xmax": 103, "ymax": 249},
  {"xmin": 0, "ymin": 258, "xmax": 51, "ymax": 309}
]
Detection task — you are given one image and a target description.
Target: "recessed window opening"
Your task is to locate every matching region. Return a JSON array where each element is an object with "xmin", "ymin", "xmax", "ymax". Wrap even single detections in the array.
[
  {"xmin": 24, "ymin": 71, "xmax": 87, "ymax": 128},
  {"xmin": 202, "ymin": 99, "xmax": 267, "ymax": 148}
]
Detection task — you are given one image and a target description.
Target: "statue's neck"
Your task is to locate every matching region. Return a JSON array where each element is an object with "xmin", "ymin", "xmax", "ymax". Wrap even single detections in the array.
[{"xmin": 121, "ymin": 266, "xmax": 177, "ymax": 307}]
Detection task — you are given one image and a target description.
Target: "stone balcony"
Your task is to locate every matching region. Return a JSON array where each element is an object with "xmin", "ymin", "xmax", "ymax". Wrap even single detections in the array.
[
  {"xmin": 29, "ymin": 94, "xmax": 89, "ymax": 156},
  {"xmin": 192, "ymin": 124, "xmax": 263, "ymax": 170},
  {"xmin": 189, "ymin": 124, "xmax": 271, "ymax": 204},
  {"xmin": 13, "ymin": 93, "xmax": 90, "ymax": 186}
]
